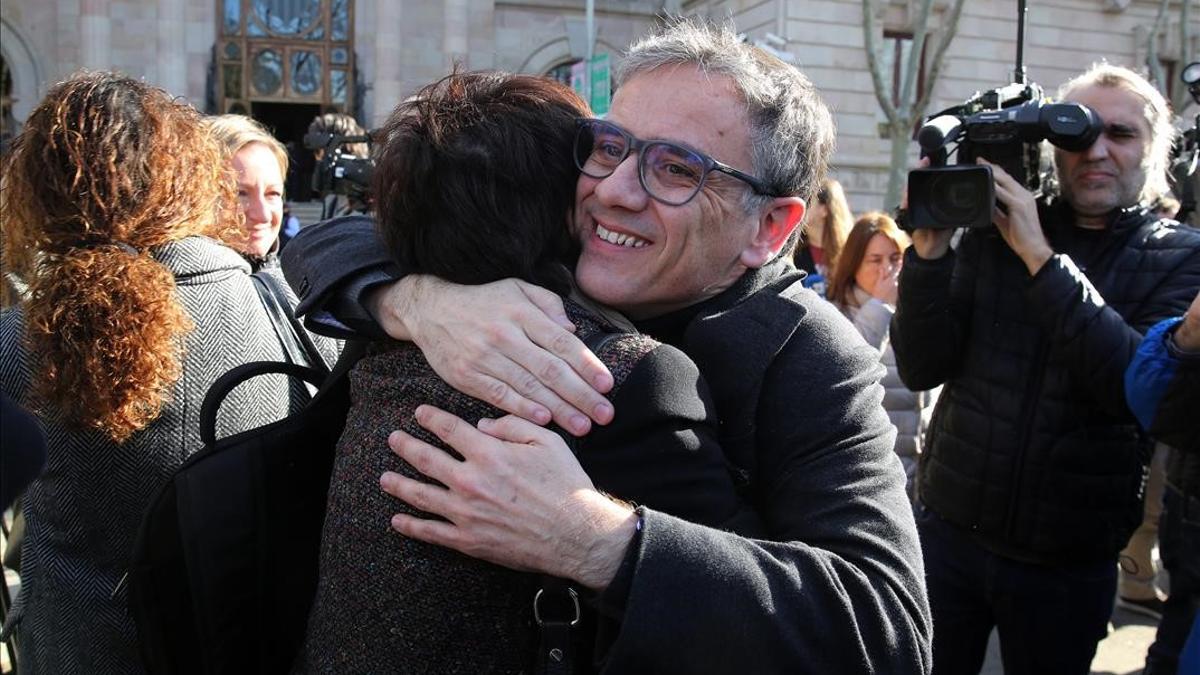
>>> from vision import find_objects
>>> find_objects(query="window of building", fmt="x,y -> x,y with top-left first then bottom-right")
218,0 -> 355,114
1159,58 -> 1177,102
881,31 -> 927,107
546,60 -> 582,88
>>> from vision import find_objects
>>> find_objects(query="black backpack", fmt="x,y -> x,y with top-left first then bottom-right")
129,342 -> 364,674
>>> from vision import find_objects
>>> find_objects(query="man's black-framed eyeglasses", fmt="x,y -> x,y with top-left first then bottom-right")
573,118 -> 778,206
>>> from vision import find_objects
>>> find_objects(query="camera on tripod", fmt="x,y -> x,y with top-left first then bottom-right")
906,82 -> 1102,230
302,130 -> 374,205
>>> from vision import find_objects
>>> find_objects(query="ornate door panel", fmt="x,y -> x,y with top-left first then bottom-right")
218,0 -> 354,114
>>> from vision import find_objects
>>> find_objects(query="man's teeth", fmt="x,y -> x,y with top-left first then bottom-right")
596,223 -> 648,248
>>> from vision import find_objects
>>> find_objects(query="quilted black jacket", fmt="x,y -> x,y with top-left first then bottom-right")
892,203 -> 1200,564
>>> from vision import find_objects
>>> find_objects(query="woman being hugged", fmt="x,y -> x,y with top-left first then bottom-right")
0,71 -> 319,672
827,212 -> 938,500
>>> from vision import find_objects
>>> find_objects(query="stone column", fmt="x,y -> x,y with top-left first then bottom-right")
370,0 -> 404,127
157,0 -> 188,96
79,0 -> 111,70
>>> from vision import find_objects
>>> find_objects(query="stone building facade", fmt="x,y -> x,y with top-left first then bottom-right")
1,0 -> 1195,209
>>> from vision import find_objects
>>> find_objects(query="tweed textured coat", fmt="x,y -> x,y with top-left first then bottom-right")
0,236 -> 338,674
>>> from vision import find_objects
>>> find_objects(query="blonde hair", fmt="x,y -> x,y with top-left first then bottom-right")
1,71 -> 239,441
207,114 -> 290,177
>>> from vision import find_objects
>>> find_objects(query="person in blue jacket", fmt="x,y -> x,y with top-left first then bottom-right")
1126,288 -> 1199,675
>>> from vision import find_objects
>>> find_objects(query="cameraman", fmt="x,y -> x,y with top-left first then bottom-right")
307,112 -> 370,219
892,64 -> 1200,675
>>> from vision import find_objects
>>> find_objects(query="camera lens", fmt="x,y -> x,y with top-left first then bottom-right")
929,174 -> 985,224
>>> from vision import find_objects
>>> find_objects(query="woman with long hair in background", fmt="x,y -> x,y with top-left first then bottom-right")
793,177 -> 851,297
827,212 -> 938,500
0,71 -> 321,672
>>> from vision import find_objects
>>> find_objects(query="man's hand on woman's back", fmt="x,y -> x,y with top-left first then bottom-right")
366,275 -> 615,436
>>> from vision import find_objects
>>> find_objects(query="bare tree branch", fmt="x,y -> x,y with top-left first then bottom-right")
1174,0 -> 1195,112
1146,0 -> 1170,94
863,0 -> 899,123
913,0 -> 968,122
898,0 -> 935,120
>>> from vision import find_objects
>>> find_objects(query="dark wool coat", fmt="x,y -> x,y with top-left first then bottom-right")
283,216 -> 933,674
892,203 -> 1200,565
0,236 -> 339,674
297,301 -> 749,674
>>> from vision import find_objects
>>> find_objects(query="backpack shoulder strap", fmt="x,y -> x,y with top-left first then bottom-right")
254,271 -> 332,375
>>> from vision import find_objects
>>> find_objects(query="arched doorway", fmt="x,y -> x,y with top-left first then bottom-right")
217,0 -> 355,200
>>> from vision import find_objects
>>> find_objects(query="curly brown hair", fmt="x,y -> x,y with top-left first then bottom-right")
0,71 -> 241,442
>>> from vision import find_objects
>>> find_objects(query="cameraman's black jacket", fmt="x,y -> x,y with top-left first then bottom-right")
892,202 -> 1200,564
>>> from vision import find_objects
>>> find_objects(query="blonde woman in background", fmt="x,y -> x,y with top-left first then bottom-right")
827,212 -> 938,500
207,115 -> 291,270
0,72 -> 321,672
792,177 -> 851,297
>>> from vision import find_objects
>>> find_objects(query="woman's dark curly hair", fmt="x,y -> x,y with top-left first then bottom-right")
371,71 -> 589,297
1,71 -> 240,442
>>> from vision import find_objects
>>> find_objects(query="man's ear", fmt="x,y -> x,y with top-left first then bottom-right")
739,196 -> 806,269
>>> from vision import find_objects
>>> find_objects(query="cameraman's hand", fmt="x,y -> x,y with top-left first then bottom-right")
980,158 -> 1054,276
905,156 -> 955,260
368,276 -> 615,436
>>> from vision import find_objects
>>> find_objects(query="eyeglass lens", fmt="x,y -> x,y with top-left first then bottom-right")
576,121 -> 707,205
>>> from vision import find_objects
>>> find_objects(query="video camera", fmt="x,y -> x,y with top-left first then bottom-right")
302,130 -> 374,207
905,0 -> 1102,230
907,86 -> 1101,230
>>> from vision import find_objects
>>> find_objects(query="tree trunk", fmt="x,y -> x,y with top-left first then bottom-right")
885,121 -> 913,209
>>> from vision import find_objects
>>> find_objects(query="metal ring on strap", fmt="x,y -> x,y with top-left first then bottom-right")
532,586 -> 581,627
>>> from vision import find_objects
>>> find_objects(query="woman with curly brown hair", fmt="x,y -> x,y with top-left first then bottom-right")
0,71 -> 322,673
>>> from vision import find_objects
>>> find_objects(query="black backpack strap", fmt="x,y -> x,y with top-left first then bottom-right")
198,341 -> 368,447
253,271 -> 332,375
534,575 -> 580,675
531,328 -> 622,675
199,361 -> 325,447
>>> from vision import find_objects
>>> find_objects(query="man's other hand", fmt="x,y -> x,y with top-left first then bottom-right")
367,276 -> 614,436
981,158 -> 1054,276
380,405 -> 638,590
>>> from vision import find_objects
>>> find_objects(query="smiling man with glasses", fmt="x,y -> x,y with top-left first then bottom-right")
282,20 -> 931,673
